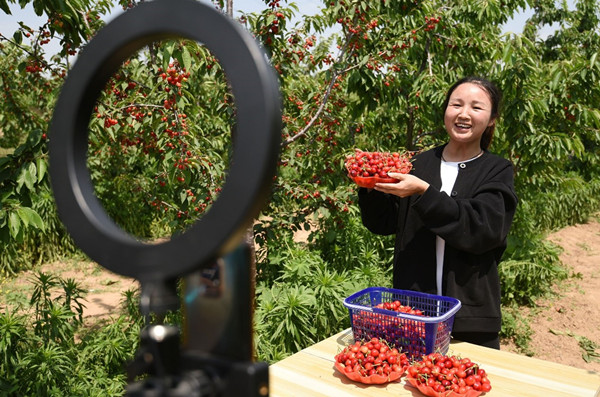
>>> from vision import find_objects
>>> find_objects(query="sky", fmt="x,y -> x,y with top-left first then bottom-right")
230,0 -> 555,36
0,0 -> 559,58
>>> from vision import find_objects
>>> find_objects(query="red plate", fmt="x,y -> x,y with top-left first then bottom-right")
406,377 -> 483,397
350,175 -> 397,188
334,361 -> 405,385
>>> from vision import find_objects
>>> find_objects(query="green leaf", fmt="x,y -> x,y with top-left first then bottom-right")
16,207 -> 44,230
182,46 -> 192,72
31,0 -> 44,16
26,129 -> 42,147
514,35 -> 522,49
8,211 -> 20,238
13,30 -> 22,45
551,70 -> 562,90
0,0 -> 11,14
17,61 -> 27,74
582,351 -> 591,363
36,157 -> 47,183
162,45 -> 172,71
502,42 -> 513,64
16,163 -> 37,192
106,126 -> 115,142
325,230 -> 336,242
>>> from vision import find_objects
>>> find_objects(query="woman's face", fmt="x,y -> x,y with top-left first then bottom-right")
444,82 -> 495,146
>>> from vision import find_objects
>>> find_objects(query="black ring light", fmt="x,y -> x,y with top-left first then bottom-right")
49,0 -> 281,281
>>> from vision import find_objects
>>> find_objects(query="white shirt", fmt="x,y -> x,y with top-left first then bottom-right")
435,155 -> 480,296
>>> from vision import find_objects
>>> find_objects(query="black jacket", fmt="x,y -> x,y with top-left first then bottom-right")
358,145 -> 518,333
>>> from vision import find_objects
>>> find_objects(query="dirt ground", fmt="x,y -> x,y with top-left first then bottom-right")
1,218 -> 600,374
499,217 -> 600,373
0,259 -> 138,323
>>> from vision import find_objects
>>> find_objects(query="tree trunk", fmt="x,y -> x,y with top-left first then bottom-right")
226,0 -> 233,17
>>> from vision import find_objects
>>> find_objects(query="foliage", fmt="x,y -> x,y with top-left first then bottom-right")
499,305 -> 534,356
311,211 -> 394,276
0,0 -> 110,275
549,328 -> 600,363
0,129 -> 78,276
500,172 -> 600,307
254,243 -> 386,362
0,274 -> 140,396
498,242 -> 567,306
253,211 -> 394,361
87,40 -> 233,238
521,173 -> 600,232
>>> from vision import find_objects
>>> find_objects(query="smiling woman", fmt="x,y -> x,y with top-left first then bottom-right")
357,76 -> 518,350
442,77 -> 502,160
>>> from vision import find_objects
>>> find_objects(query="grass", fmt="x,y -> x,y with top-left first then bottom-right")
549,329 -> 600,363
576,242 -> 591,251
0,272 -> 35,308
500,305 -> 535,356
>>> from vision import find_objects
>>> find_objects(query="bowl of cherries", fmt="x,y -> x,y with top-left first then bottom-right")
345,149 -> 413,188
334,337 -> 409,384
405,353 -> 492,397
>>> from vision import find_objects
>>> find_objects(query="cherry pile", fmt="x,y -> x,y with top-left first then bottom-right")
406,353 -> 492,395
333,339 -> 493,395
345,149 -> 413,178
375,300 -> 424,316
351,301 -> 452,359
334,337 -> 409,384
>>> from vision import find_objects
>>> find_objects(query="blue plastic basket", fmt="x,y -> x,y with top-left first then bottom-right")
343,287 -> 461,359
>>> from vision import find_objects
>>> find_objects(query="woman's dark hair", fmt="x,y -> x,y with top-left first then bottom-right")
442,76 -> 502,150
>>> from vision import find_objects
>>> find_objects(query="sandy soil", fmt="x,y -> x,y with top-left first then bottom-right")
1,260 -> 138,322
498,217 -> 600,373
1,218 -> 599,374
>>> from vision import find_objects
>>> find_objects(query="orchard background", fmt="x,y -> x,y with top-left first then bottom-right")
1,0 -> 600,394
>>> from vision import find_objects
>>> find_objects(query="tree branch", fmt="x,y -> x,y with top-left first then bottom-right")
281,30 -> 356,148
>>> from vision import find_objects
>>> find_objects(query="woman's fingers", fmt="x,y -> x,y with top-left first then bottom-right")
374,173 -> 429,196
386,172 -> 405,180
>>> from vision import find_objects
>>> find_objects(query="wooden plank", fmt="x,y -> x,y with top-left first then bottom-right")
269,352 -> 414,396
269,329 -> 600,397
447,341 -> 600,397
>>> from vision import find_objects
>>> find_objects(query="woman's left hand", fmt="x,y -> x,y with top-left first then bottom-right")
373,172 -> 430,198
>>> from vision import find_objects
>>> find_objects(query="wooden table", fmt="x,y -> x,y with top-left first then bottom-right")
269,329 -> 600,397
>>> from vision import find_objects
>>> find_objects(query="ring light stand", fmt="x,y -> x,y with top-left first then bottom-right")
48,0 -> 281,395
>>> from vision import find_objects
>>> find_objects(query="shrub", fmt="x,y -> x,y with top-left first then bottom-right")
253,242 -> 390,363
0,273 -> 139,396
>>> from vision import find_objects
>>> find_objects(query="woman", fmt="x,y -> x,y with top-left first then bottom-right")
358,76 -> 518,349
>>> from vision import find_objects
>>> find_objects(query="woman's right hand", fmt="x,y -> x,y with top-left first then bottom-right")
373,172 -> 429,198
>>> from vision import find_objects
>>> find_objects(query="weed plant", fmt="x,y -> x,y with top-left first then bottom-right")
0,272 -> 140,396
